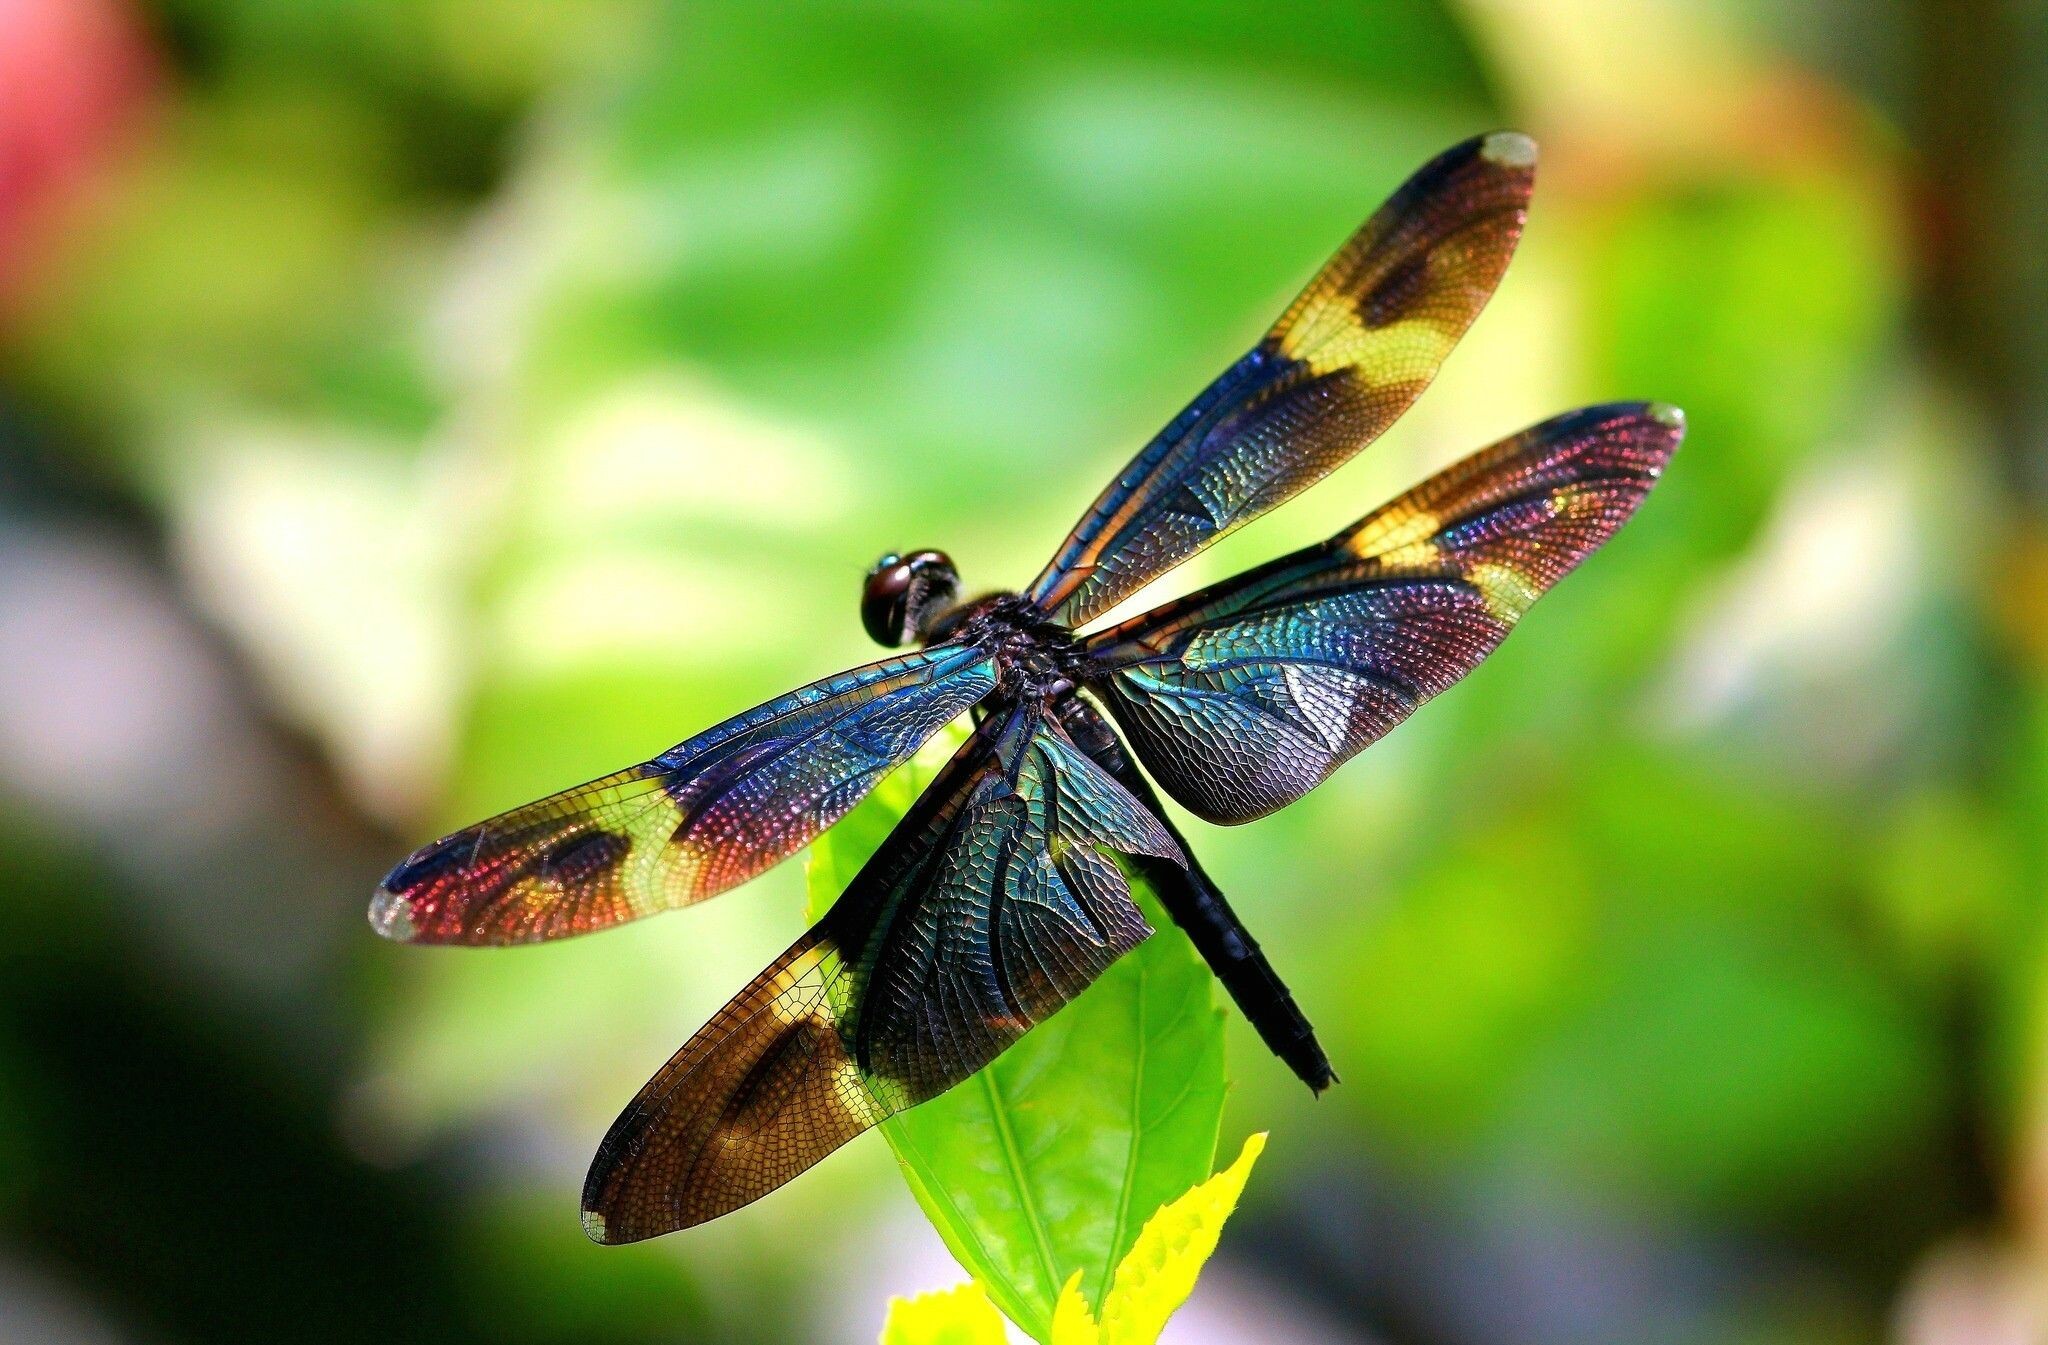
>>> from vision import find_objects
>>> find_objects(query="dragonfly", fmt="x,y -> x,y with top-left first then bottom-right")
370,131 -> 1682,1243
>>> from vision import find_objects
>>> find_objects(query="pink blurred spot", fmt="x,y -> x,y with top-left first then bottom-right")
0,0 -> 160,306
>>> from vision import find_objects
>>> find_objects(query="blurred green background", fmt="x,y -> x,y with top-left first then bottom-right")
1,1 -> 2043,1342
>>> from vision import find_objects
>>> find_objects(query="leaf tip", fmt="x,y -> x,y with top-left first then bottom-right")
1051,1269 -> 1101,1344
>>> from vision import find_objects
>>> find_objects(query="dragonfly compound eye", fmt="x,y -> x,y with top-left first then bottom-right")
861,549 -> 959,647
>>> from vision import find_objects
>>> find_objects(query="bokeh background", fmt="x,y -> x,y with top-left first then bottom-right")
2,1 -> 2044,1342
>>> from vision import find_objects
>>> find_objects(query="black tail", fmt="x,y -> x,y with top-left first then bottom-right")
1057,699 -> 1337,1094
1125,840 -> 1338,1094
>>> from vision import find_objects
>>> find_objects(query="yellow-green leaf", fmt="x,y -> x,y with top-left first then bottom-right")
881,1135 -> 1269,1345
878,1281 -> 1009,1345
1050,1271 -> 1101,1345
1095,1132 -> 1268,1345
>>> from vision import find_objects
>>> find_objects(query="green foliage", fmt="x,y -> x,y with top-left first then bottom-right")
808,728 -> 1228,1342
1589,165 -> 1902,537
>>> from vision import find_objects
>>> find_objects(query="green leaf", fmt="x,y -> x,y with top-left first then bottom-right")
880,1134 -> 1270,1345
878,1282 -> 1010,1345
806,723 -> 1228,1343
1088,1131 -> 1267,1345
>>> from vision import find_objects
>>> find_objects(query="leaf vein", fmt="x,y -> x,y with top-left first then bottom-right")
1100,960 -> 1149,1309
982,1066 -> 1062,1307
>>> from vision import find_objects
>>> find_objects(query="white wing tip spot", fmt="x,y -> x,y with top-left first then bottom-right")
367,886 -> 417,941
1647,402 -> 1687,434
1481,131 -> 1538,170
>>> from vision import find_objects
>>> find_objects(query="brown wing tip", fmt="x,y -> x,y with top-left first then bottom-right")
581,1203 -> 664,1245
582,1131 -> 671,1244
581,1156 -> 720,1243
581,1167 -> 661,1244
1566,401 -> 1687,463
1599,401 -> 1687,470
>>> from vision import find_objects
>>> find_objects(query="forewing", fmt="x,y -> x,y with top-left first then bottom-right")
1026,132 -> 1537,628
581,704 -> 1180,1241
369,644 -> 996,945
1085,403 -> 1683,823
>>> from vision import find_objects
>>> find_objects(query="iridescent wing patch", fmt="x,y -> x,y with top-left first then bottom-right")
580,702 -> 1180,1241
1025,131 -> 1537,629
371,643 -> 996,945
1084,403 -> 1684,824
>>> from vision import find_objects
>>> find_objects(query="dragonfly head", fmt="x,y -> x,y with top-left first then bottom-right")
862,549 -> 960,647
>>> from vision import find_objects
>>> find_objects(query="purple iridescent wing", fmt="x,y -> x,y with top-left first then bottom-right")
369,643 -> 996,945
581,702 -> 1180,1241
1084,403 -> 1683,824
1025,132 -> 1537,629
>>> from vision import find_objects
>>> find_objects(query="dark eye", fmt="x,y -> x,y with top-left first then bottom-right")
861,563 -> 915,647
861,549 -> 960,648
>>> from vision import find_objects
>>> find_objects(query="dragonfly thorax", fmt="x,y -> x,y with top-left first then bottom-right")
927,591 -> 1083,702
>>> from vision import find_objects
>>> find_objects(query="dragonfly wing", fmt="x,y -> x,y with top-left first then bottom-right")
370,643 -> 997,945
1026,132 -> 1537,628
1084,403 -> 1683,823
581,701 -> 1180,1240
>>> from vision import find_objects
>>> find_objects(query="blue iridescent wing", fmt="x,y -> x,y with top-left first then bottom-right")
1083,403 -> 1683,823
369,643 -> 996,945
1025,132 -> 1536,629
580,702 -> 1180,1241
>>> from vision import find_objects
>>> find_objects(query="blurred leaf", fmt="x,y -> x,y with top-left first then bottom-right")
1508,905 -> 1940,1213
454,1192 -> 711,1343
1588,165 -> 1901,550
541,0 -> 1499,572
1871,787 -> 2022,984
806,728 -> 1228,1342
879,1281 -> 1010,1345
9,88 -> 400,444
1049,1131 -> 1268,1345
1326,819 -> 1596,1153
